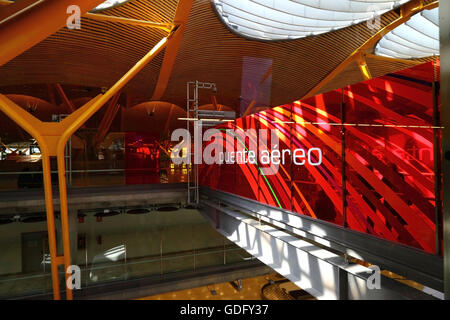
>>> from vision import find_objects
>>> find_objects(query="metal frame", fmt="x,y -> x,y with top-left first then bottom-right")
152,0 -> 195,100
199,198 -> 440,300
200,187 -> 444,292
186,81 -> 217,205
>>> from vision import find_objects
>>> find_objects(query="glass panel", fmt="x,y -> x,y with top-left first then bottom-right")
226,246 -> 254,264
234,115 -> 259,201
254,106 -> 293,210
198,61 -> 440,255
0,216 -> 52,298
82,212 -> 127,286
291,90 -> 343,225
0,101 -> 189,191
344,62 -> 437,253
207,122 -> 236,194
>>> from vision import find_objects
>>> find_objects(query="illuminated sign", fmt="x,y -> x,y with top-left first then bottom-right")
198,61 -> 440,254
170,127 -> 323,176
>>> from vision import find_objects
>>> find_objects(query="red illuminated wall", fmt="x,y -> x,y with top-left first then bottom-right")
200,61 -> 442,254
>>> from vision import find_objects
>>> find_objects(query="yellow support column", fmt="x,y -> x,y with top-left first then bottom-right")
41,151 -> 61,300
56,148 -> 73,300
356,53 -> 372,81
0,35 -> 170,299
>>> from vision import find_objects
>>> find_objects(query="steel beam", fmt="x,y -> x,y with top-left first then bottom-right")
93,92 -> 121,149
200,199 -> 439,299
151,0 -> 194,100
201,187 -> 444,292
54,83 -> 75,113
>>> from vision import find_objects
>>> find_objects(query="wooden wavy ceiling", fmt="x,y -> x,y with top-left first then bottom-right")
0,0 -> 178,101
0,0 -> 439,112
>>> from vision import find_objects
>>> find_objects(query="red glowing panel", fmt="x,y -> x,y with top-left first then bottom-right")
200,61 -> 440,254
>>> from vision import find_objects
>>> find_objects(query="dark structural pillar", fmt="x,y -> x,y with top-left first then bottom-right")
440,0 -> 450,300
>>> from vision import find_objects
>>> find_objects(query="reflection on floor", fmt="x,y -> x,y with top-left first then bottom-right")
138,274 -> 315,300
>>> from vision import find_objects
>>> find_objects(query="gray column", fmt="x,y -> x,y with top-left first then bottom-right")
440,0 -> 450,300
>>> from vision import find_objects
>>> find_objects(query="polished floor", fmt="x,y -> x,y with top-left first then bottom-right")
138,274 -> 289,300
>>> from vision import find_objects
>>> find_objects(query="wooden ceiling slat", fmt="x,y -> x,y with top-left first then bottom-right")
0,0 -> 437,112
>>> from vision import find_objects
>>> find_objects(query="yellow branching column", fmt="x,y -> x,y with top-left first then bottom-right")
0,95 -> 101,300
0,36 -> 170,299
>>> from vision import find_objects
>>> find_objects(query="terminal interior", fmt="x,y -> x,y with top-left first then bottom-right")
0,0 -> 448,300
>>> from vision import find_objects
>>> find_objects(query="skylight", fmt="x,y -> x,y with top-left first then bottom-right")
212,0 -> 411,41
375,7 -> 439,59
92,0 -> 130,12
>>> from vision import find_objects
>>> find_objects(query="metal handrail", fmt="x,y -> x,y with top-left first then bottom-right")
0,247 -> 245,283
